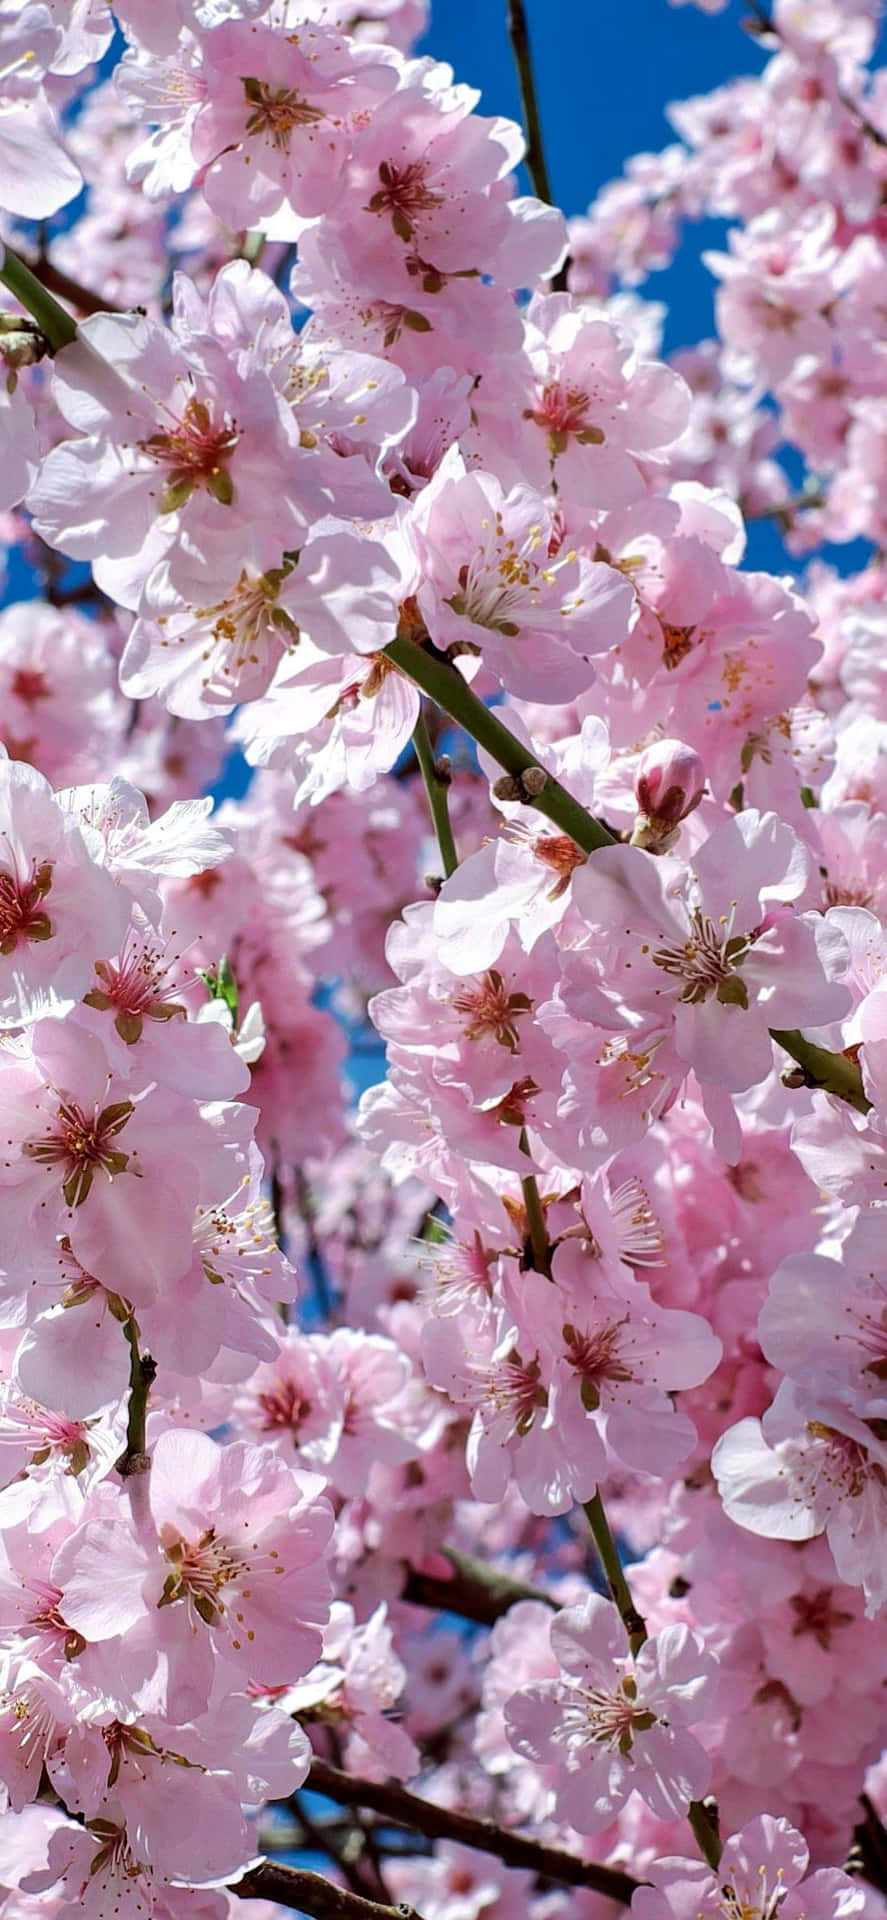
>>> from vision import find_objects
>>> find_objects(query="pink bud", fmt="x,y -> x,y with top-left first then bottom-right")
633,740 -> 705,851
636,739 -> 705,825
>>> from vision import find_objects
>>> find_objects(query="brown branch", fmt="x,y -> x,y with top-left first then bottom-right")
17,251 -> 125,318
401,1549 -> 557,1627
305,1760 -> 640,1902
232,1862 -> 421,1920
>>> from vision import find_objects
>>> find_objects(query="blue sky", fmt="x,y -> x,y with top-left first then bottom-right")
418,0 -> 766,353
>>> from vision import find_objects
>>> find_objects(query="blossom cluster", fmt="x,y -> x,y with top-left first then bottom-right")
2,1 -> 887,1920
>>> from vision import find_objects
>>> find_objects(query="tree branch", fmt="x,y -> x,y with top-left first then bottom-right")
19,252 -> 124,319
304,1760 -> 640,1902
0,244 -> 78,350
385,637 -> 615,855
412,704 -> 458,880
232,1862 -> 422,1920
116,1317 -> 156,1479
505,0 -> 554,205
401,1548 -> 557,1626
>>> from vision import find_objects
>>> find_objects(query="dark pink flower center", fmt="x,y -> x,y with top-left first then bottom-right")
22,1096 -> 134,1208
0,860 -> 53,956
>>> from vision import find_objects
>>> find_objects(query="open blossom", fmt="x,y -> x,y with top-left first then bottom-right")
631,1815 -> 866,1920
186,20 -> 399,232
121,521 -> 402,719
0,604 -> 127,786
0,758 -> 129,1028
27,267 -> 341,611
0,2 -> 83,217
0,1015 -> 249,1305
408,455 -> 634,701
52,1429 -> 334,1716
504,1594 -> 717,1831
9,0 -> 887,1899
568,809 -> 850,1098
469,293 -> 691,506
712,1381 -> 887,1617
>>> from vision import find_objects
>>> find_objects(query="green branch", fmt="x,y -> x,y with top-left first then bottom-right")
772,1030 -> 869,1113
386,638 -> 614,854
0,244 -> 77,351
117,1317 -> 156,1478
583,1492 -> 647,1655
582,1493 -> 722,1869
412,704 -> 458,879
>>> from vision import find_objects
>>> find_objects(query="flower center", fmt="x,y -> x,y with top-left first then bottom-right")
450,969 -> 532,1050
192,566 -> 299,681
526,382 -> 606,455
258,1379 -> 312,1435
366,160 -> 444,240
562,1316 -> 634,1410
159,1526 -> 247,1626
0,859 -> 53,955
242,75 -> 327,148
22,1098 -> 134,1208
789,1586 -> 855,1650
532,833 -> 586,899
717,1874 -> 789,1920
139,396 -> 239,514
10,667 -> 50,705
804,1422 -> 885,1498
476,1348 -> 546,1437
559,1677 -> 656,1755
651,908 -> 750,1007
660,620 -> 697,669
84,942 -> 185,1045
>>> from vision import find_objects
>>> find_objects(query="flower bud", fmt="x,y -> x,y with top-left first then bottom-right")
632,739 -> 705,852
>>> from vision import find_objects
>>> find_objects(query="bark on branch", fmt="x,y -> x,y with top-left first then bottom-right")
304,1759 -> 640,1902
232,1862 -> 422,1920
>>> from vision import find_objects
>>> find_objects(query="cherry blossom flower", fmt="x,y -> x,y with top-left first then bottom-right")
504,1594 -> 717,1831
631,1814 -> 866,1920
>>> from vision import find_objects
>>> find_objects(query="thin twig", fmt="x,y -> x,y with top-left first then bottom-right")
412,705 -> 459,880
581,1494 -> 722,1869
304,1760 -> 640,1902
116,1318 -> 156,1479
232,1862 -> 422,1920
504,0 -> 570,287
505,0 -> 554,204
582,1493 -> 647,1655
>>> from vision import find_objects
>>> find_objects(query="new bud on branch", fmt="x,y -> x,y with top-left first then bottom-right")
632,738 -> 706,851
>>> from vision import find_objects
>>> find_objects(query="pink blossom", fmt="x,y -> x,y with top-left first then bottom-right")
0,758 -> 129,1028
409,455 -> 633,702
631,1815 -> 865,1920
569,810 -> 849,1096
189,21 -> 399,232
504,1594 -> 716,1831
713,1383 -> 887,1616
